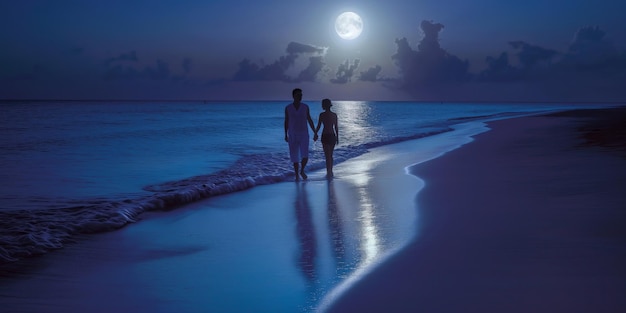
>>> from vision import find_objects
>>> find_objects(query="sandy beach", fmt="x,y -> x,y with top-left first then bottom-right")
1,107 -> 625,312
325,107 -> 626,312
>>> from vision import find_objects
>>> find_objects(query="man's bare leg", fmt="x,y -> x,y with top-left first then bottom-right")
300,158 -> 308,180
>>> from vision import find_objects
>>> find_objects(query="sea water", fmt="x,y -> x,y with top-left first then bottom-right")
0,100 -> 597,262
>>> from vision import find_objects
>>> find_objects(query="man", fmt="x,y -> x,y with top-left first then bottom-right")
284,88 -> 316,180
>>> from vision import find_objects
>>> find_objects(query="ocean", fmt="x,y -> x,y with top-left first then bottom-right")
0,100 -> 599,263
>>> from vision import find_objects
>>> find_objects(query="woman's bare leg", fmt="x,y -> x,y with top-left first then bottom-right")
323,144 -> 334,178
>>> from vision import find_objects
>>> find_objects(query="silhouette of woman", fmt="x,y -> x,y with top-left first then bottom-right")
314,99 -> 339,178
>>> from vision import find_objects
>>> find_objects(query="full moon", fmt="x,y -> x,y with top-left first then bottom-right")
335,12 -> 363,40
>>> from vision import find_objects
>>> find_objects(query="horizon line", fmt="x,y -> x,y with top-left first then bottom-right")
1,99 -> 625,105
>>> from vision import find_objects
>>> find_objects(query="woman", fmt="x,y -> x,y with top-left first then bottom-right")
314,99 -> 339,178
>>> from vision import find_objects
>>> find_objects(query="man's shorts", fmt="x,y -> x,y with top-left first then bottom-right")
288,134 -> 309,163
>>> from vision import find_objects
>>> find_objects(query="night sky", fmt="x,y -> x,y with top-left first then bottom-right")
2,0 -> 625,102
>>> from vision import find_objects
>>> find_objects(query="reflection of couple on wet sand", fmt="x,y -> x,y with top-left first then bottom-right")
294,181 -> 346,282
284,88 -> 339,180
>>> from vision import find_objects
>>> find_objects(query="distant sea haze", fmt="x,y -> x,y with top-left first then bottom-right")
0,100 -> 603,263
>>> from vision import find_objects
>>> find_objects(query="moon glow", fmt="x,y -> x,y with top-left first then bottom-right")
335,12 -> 363,40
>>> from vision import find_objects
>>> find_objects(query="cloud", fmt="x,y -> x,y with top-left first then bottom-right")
386,21 -> 623,101
391,20 -> 470,89
480,25 -> 626,82
330,59 -> 360,84
103,64 -> 139,81
358,65 -> 383,82
417,20 -> 445,55
478,52 -> 521,81
104,59 -> 172,81
182,57 -> 192,74
508,41 -> 558,69
560,26 -> 624,72
296,56 -> 325,82
231,59 -> 259,81
105,50 -> 139,65
102,51 -> 144,81
143,59 -> 171,80
233,42 -> 327,83
286,42 -> 327,55
259,55 -> 299,80
232,55 -> 297,81
472,25 -> 626,102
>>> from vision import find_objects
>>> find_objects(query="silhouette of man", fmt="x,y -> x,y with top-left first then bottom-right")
284,88 -> 315,180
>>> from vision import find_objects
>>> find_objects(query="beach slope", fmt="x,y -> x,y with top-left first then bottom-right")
325,107 -> 626,313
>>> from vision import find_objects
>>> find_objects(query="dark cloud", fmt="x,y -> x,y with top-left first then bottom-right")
478,52 -> 521,81
560,26 -> 623,71
231,59 -> 260,81
104,59 -> 172,81
259,55 -> 299,80
105,51 -> 139,65
417,20 -> 445,55
392,20 -> 470,88
474,25 -> 626,101
480,25 -> 626,82
143,59 -> 170,80
390,20 -> 622,101
571,26 -> 607,46
508,41 -> 558,69
182,57 -> 192,74
233,42 -> 327,82
103,65 -> 139,81
330,59 -> 360,84
358,65 -> 383,82
296,56 -> 325,82
286,42 -> 327,55
547,26 -> 626,100
233,55 -> 297,81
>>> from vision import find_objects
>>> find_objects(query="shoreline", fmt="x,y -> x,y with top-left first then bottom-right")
1,101 -> 526,266
324,107 -> 626,312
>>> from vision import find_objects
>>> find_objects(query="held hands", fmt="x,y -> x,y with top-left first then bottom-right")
284,135 -> 289,142
313,133 -> 318,141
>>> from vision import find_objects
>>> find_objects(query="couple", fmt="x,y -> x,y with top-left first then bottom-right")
284,88 -> 339,180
